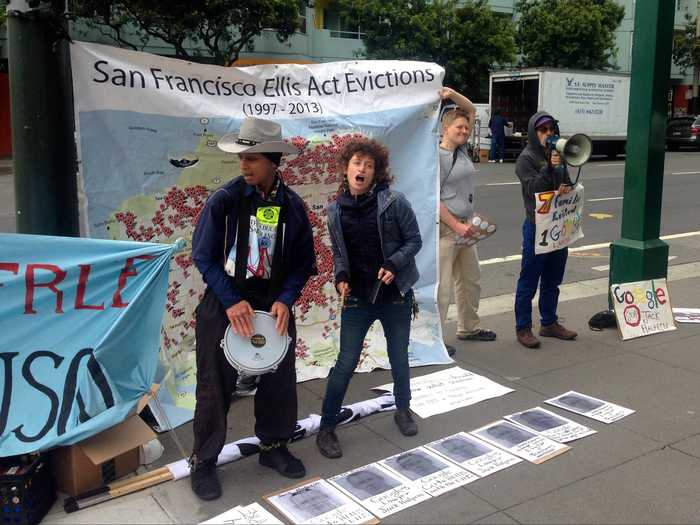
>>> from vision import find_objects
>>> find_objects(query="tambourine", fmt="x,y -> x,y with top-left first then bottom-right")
220,311 -> 290,375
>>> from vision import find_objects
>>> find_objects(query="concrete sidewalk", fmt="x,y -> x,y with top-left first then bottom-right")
42,274 -> 700,525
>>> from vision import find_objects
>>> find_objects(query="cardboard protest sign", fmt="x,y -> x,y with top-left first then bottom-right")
610,278 -> 676,340
534,183 -> 584,254
472,420 -> 570,464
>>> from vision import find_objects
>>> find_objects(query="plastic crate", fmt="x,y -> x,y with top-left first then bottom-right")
0,455 -> 55,525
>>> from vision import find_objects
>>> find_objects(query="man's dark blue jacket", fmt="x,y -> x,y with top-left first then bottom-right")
192,176 -> 317,309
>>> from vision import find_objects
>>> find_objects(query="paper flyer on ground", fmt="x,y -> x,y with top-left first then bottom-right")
373,367 -> 514,418
672,308 -> 700,323
200,502 -> 283,525
265,478 -> 376,525
328,463 -> 430,519
378,446 -> 479,497
70,41 -> 450,429
545,391 -> 635,424
505,406 -> 597,443
471,420 -> 570,464
425,431 -> 523,477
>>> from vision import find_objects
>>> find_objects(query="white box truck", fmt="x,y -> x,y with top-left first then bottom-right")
489,68 -> 630,159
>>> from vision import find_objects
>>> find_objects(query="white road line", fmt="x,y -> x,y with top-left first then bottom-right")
588,196 -> 623,202
485,181 -> 520,186
594,163 -> 624,167
446,261 -> 700,319
671,171 -> 700,175
591,256 -> 677,272
480,230 -> 700,266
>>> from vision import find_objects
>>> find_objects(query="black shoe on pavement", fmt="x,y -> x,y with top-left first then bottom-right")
457,328 -> 497,341
190,459 -> 221,501
394,408 -> 418,436
259,443 -> 306,478
445,343 -> 457,357
316,427 -> 343,459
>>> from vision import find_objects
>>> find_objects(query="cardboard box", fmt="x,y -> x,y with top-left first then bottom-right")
51,415 -> 156,496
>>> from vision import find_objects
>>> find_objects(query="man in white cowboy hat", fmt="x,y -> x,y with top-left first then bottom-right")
189,117 -> 317,501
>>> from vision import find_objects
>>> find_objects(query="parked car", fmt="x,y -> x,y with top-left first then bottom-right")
666,115 -> 700,151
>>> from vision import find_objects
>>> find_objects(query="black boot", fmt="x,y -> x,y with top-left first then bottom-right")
394,408 -> 418,436
316,427 -> 342,459
190,458 -> 221,501
259,442 -> 306,479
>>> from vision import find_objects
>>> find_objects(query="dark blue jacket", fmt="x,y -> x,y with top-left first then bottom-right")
326,188 -> 422,296
192,176 -> 317,309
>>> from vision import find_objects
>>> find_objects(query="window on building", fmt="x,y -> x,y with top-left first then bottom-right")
323,5 -> 363,39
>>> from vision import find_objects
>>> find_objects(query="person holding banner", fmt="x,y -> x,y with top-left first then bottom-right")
189,117 -> 317,500
437,87 -> 497,357
316,136 -> 422,459
514,111 -> 577,348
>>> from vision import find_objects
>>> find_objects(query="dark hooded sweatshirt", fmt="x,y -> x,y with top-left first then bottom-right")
515,111 -> 572,223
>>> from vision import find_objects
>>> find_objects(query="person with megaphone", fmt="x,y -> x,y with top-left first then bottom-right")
514,111 -> 578,349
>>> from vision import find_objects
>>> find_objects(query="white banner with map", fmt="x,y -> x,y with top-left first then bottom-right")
70,41 -> 450,428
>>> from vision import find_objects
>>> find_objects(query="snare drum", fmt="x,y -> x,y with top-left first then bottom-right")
220,310 -> 291,375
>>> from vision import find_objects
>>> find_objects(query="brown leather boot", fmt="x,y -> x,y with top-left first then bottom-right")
539,322 -> 577,340
516,328 -> 540,348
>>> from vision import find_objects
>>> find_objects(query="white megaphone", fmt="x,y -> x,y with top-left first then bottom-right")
547,133 -> 592,167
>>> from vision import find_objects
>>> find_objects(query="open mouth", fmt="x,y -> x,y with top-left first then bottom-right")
355,175 -> 365,183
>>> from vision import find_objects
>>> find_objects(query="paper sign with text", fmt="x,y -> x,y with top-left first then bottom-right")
534,183 -> 584,254
610,278 -> 676,340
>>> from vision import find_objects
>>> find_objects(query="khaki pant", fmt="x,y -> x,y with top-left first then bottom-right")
438,222 -> 481,336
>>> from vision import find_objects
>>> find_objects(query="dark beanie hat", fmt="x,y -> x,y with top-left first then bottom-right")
261,152 -> 283,166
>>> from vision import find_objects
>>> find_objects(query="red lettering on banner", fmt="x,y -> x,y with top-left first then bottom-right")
0,263 -> 20,289
25,264 -> 67,314
74,264 -> 104,310
111,255 -> 155,308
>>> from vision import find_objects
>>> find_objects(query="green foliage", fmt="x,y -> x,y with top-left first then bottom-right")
672,14 -> 700,75
515,0 -> 625,70
70,0 -> 304,65
334,0 -> 516,99
0,1 -> 8,29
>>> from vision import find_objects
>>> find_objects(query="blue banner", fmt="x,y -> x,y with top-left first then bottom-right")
0,233 -> 177,456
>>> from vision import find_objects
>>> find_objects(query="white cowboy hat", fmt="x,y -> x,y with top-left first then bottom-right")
217,117 -> 299,154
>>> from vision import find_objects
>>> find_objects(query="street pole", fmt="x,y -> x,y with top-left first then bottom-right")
693,0 -> 700,115
7,0 -> 79,236
609,1 -> 675,289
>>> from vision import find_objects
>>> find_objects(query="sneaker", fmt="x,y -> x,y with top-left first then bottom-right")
190,459 -> 221,501
498,159 -> 504,163
394,408 -> 418,436
488,160 -> 496,163
457,328 -> 497,341
316,427 -> 342,459
516,328 -> 540,348
259,443 -> 306,479
445,343 -> 456,357
539,322 -> 577,340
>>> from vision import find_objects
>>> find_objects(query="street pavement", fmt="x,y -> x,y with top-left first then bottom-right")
3,154 -> 700,523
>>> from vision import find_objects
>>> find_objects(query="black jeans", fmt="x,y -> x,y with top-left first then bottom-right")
192,288 -> 298,462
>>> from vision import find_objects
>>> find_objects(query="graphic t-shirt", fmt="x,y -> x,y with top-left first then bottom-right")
225,203 -> 281,280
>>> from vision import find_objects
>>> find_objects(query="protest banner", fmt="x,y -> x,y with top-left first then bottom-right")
69,41 -> 450,429
534,183 -> 584,254
0,233 -> 177,456
610,278 -> 676,339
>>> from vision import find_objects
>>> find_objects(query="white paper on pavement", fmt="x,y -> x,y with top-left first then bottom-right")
505,406 -> 597,443
378,446 -> 479,497
328,463 -> 430,519
266,479 -> 375,525
200,502 -> 283,525
545,391 -> 634,424
425,431 -> 522,477
673,308 -> 700,323
471,420 -> 570,464
373,367 -> 514,418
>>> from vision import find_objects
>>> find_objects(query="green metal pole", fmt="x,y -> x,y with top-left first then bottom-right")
609,1 -> 675,286
7,1 -> 79,236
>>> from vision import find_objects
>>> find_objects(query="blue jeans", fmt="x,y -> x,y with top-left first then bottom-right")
321,291 -> 414,428
515,220 -> 568,331
489,136 -> 504,161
